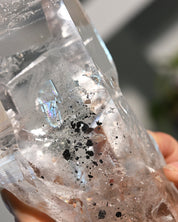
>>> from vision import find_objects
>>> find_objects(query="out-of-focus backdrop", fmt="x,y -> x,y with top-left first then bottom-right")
1,0 -> 178,221
82,0 -> 178,139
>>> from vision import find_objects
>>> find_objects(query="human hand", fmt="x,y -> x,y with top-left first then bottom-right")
1,189 -> 55,222
149,131 -> 178,188
1,131 -> 178,222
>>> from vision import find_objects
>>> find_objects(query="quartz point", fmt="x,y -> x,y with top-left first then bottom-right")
0,0 -> 178,221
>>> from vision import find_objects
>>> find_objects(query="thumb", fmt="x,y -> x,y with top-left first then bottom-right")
1,189 -> 55,222
164,162 -> 178,188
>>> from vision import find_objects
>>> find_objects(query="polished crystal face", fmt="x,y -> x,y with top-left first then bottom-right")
0,0 -> 178,221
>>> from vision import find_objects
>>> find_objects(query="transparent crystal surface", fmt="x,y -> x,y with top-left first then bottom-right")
0,0 -> 178,221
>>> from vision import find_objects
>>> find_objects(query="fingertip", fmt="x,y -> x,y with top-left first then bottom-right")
148,131 -> 178,163
164,162 -> 178,188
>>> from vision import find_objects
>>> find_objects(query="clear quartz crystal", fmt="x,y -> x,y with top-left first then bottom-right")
0,0 -> 178,221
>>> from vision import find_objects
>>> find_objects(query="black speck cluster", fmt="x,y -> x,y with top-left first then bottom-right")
71,121 -> 93,134
61,115 -> 125,220
63,149 -> 71,161
98,210 -> 106,219
86,139 -> 93,146
86,151 -> 94,156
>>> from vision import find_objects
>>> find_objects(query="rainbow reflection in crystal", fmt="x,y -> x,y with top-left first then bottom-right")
37,80 -> 63,128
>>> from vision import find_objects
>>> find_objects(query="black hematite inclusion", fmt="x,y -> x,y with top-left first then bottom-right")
86,139 -> 93,146
116,211 -> 122,218
99,159 -> 103,164
96,121 -> 102,126
82,123 -> 89,133
63,149 -> 71,160
88,174 -> 93,178
98,210 -> 106,219
86,150 -> 94,156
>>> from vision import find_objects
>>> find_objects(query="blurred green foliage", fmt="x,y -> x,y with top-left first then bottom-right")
170,53 -> 178,69
151,54 -> 178,139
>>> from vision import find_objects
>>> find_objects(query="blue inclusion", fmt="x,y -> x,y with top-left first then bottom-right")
27,166 -> 36,180
76,169 -> 86,184
40,103 -> 44,112
40,100 -> 61,128
50,101 -> 57,118
57,110 -> 62,122
37,80 -> 63,128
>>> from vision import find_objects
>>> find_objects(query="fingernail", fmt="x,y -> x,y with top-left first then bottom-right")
164,162 -> 178,171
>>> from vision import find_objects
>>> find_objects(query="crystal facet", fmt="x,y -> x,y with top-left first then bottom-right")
0,0 -> 178,221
